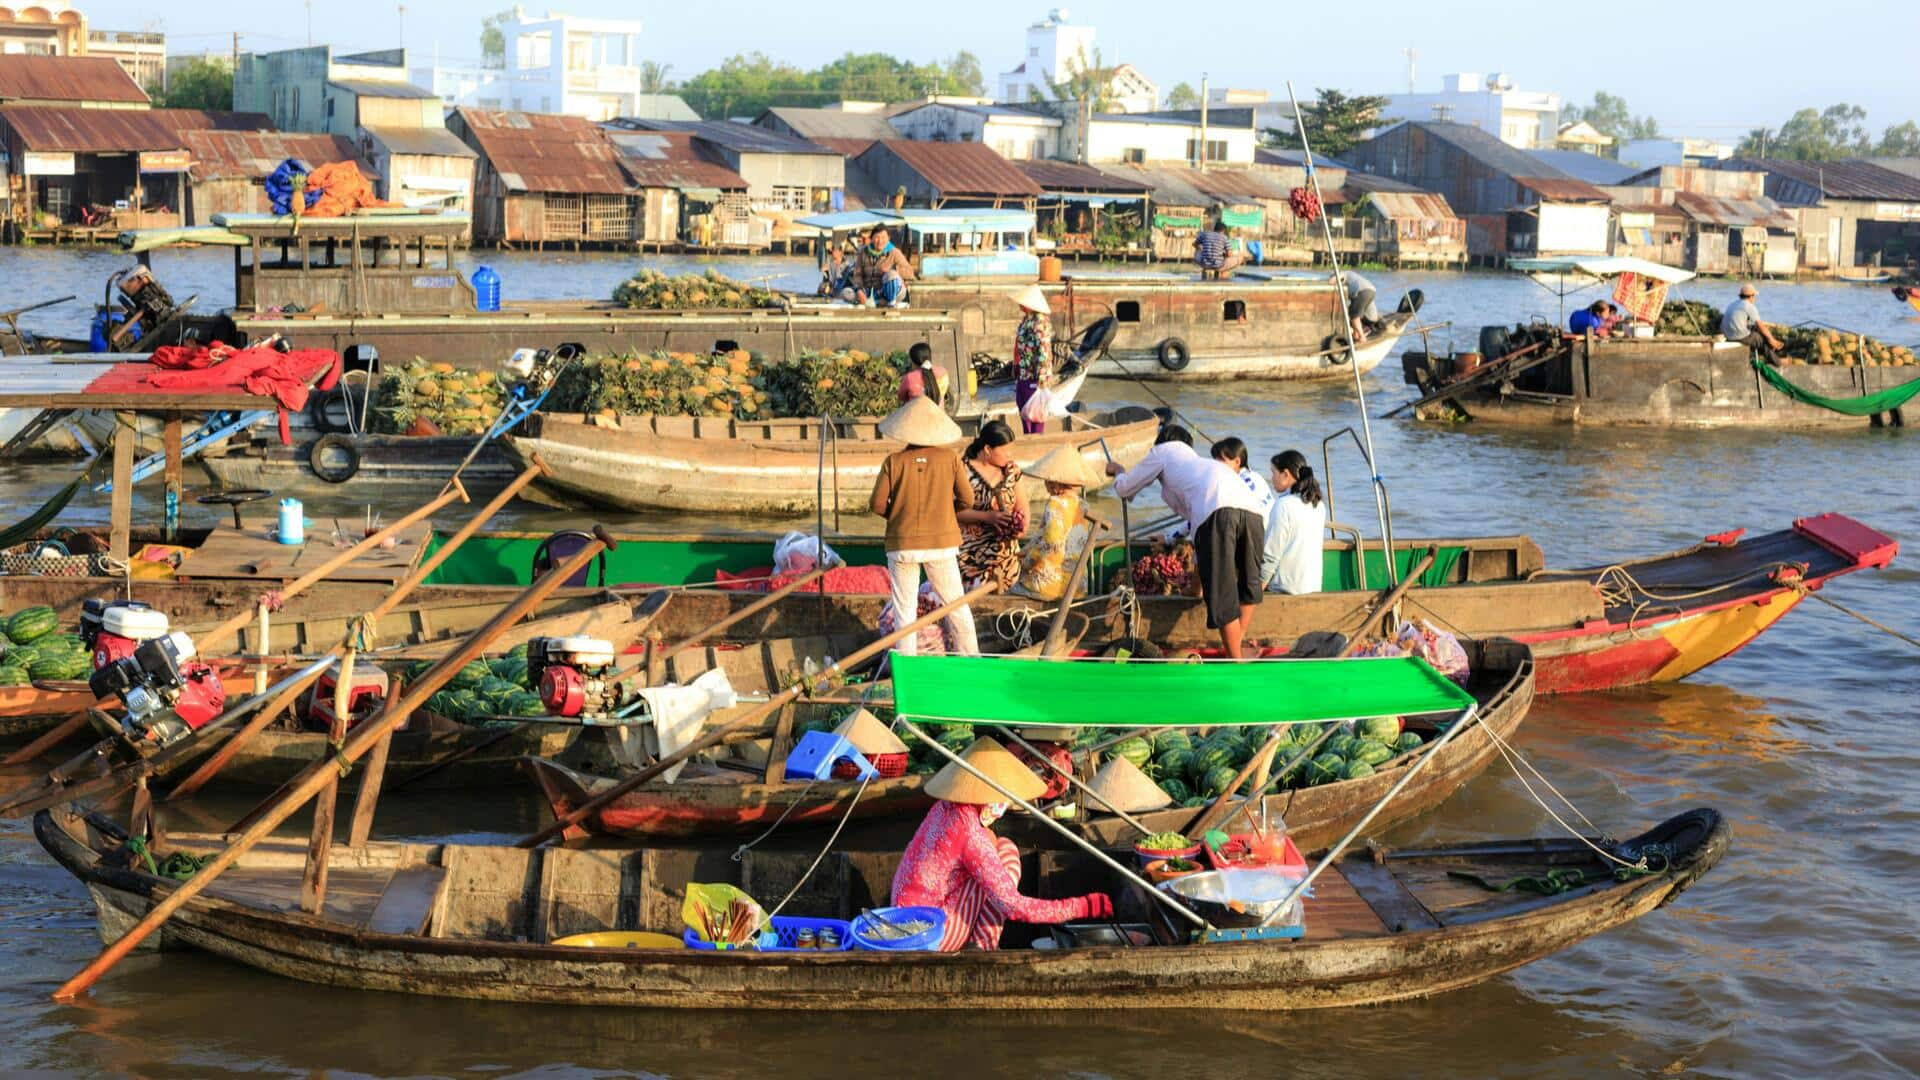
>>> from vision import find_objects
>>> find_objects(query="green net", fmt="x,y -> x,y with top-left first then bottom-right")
1752,358 -> 1920,417
889,654 -> 1473,729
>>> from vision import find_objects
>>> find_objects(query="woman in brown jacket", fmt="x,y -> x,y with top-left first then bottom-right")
869,396 -> 980,656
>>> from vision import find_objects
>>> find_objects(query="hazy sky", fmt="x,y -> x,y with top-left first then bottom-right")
106,0 -> 1920,138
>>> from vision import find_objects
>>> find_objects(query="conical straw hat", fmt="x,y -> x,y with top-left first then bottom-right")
832,707 -> 908,756
923,736 -> 1048,805
1023,444 -> 1104,489
1087,755 -> 1173,813
878,394 -> 962,446
1012,284 -> 1051,314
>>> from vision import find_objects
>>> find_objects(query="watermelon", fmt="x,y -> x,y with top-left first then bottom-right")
1202,764 -> 1240,798
476,676 -> 522,703
504,691 -> 548,717
1343,760 -> 1377,781
1191,743 -> 1235,779
6,606 -> 58,644
1158,777 -> 1192,803
506,642 -> 529,660
448,660 -> 490,690
0,665 -> 28,686
1351,739 -> 1394,767
1325,733 -> 1359,758
1359,716 -> 1402,742
1306,753 -> 1345,785
27,650 -> 88,681
489,657 -> 531,687
1290,722 -> 1325,746
910,761 -> 938,775
936,723 -> 975,749
1180,795 -> 1208,809
1153,729 -> 1192,755
1156,748 -> 1195,780
1112,737 -> 1153,771
1394,732 -> 1425,754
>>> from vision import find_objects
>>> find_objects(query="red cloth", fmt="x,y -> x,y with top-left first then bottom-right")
891,801 -> 1087,951
137,344 -> 340,443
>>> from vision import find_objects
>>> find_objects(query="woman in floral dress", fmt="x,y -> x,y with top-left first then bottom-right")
1011,284 -> 1054,435
955,419 -> 1026,588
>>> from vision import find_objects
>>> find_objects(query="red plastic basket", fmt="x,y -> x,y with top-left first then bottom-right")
833,752 -> 908,780
1205,833 -> 1307,873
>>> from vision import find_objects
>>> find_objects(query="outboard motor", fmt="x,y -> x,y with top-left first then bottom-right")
305,666 -> 391,733
88,628 -> 226,746
527,636 -> 629,718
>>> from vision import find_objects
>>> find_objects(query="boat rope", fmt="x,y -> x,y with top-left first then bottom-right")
1803,590 -> 1920,652
759,772 -> 874,922
124,836 -> 213,881
730,776 -> 824,861
1477,714 -> 1649,873
1097,350 -> 1216,444
1529,560 -> 1807,640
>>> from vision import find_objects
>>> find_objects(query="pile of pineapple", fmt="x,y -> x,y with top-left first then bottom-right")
543,347 -> 909,420
1775,326 -> 1916,367
611,268 -> 779,310
370,360 -> 512,436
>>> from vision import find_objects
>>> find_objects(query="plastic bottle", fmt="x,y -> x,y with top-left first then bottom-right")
471,265 -> 501,312
277,498 -> 305,545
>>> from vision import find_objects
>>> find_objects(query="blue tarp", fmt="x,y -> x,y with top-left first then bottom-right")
264,158 -> 319,216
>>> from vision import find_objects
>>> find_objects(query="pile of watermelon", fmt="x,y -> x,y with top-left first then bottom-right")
0,606 -> 89,685
1125,718 -> 1429,807
418,643 -> 547,724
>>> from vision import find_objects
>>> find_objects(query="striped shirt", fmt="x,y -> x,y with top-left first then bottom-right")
1194,230 -> 1230,269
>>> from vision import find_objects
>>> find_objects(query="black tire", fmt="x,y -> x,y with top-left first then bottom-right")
308,433 -> 361,484
307,388 -> 351,434
1156,337 -> 1190,372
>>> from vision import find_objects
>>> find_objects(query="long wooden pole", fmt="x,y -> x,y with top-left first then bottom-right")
609,566 -> 828,682
518,580 -> 1000,849
51,534 -> 611,1002
163,461 -> 546,801
1040,516 -> 1107,657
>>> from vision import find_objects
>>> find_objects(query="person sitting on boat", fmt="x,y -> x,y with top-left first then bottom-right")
1342,270 -> 1380,342
1011,285 -> 1054,436
893,736 -> 1114,951
820,244 -> 855,300
1194,219 -> 1246,279
1107,426 -> 1267,659
897,342 -> 951,407
1569,300 -> 1613,337
956,418 -> 1026,590
1260,449 -> 1328,596
1722,284 -> 1783,360
1016,444 -> 1101,600
870,396 -> 980,657
853,227 -> 915,308
1211,436 -> 1275,516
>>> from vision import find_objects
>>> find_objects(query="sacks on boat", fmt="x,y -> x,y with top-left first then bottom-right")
1350,619 -> 1470,684
878,581 -> 953,655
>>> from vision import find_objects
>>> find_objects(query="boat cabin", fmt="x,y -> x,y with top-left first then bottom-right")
211,212 -> 479,317
798,207 -> 1040,282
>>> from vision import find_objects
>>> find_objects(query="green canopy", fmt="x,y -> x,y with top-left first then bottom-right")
1153,213 -> 1204,230
1219,207 -> 1264,230
1752,358 -> 1920,417
889,654 -> 1474,729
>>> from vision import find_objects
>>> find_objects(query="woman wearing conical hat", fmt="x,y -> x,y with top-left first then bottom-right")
1015,444 -> 1102,601
1010,284 -> 1054,436
892,737 -> 1114,951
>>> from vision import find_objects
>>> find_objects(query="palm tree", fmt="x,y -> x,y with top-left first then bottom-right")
640,61 -> 673,95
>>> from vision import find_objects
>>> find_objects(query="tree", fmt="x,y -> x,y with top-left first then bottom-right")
1735,127 -> 1776,157
1768,104 -> 1872,160
149,57 -> 230,110
1164,82 -> 1199,110
946,51 -> 984,97
480,8 -> 514,68
678,50 -> 988,119
1043,46 -> 1118,112
1881,121 -> 1920,157
1296,88 -> 1388,156
1563,91 -> 1659,147
639,61 -> 673,94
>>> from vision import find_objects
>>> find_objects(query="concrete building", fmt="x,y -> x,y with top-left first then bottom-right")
997,9 -> 1155,113
1710,158 -> 1920,271
887,101 -> 1060,161
84,28 -> 160,92
0,0 -> 87,57
1379,72 -> 1561,150
1618,137 -> 1734,171
411,8 -> 646,121
1206,87 -> 1292,138
1057,107 -> 1257,167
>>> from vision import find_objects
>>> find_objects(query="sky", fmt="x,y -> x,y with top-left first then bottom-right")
106,0 -> 1920,139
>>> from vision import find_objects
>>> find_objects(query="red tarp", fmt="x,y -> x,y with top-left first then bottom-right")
84,345 -> 340,443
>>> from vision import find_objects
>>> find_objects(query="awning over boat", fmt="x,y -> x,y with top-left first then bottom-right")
118,226 -> 248,252
1507,255 -> 1694,284
794,208 -> 1036,236
889,654 -> 1474,729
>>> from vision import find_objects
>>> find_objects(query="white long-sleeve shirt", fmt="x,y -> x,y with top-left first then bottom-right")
1112,442 -> 1264,532
1260,492 -> 1328,594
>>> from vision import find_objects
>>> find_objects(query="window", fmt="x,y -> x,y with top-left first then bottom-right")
1122,147 -> 1146,164
1223,299 -> 1246,322
766,185 -> 809,210
1115,301 -> 1141,323
1029,46 -> 1039,57
1185,139 -> 1228,163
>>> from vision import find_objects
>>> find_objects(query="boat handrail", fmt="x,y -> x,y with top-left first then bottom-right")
1323,519 -> 1370,593
1320,425 -> 1398,588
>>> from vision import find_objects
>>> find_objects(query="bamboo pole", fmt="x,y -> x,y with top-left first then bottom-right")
1041,517 -> 1108,657
609,566 -> 828,683
518,580 -> 1000,849
51,534 -> 611,1002
163,461 -> 546,801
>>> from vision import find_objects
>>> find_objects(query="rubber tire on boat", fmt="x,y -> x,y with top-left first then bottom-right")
308,433 -> 361,484
1323,334 -> 1353,365
1156,338 -> 1190,372
307,374 -> 368,435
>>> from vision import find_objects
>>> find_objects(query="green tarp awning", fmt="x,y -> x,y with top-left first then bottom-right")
890,654 -> 1474,729
1153,213 -> 1204,229
1219,207 -> 1264,229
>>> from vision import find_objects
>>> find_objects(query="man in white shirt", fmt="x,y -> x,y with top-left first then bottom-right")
1108,426 -> 1268,658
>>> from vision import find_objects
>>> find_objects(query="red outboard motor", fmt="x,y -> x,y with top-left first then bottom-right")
81,599 -> 165,670
88,630 -> 226,746
527,636 -> 627,718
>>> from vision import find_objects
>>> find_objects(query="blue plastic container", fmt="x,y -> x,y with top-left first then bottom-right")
472,265 -> 501,312
681,916 -> 854,952
850,907 -> 946,951
276,498 -> 305,545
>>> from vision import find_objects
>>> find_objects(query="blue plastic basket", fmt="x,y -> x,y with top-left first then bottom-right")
681,927 -> 773,951
682,916 -> 854,952
850,906 -> 946,951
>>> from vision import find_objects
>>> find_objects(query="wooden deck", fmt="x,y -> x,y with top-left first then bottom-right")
174,522 -> 431,584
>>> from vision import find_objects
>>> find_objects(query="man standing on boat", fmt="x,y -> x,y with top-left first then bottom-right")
1722,284 -> 1784,359
1107,426 -> 1267,658
853,227 -> 915,308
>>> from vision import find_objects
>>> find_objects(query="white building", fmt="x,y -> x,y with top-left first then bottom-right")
1063,111 -> 1257,166
997,8 -> 1156,114
1207,87 -> 1293,138
1618,137 -> 1735,171
1379,72 -> 1560,150
888,102 -> 1060,161
411,8 -> 647,121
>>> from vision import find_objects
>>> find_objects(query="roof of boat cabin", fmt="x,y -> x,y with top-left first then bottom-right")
209,211 -> 472,235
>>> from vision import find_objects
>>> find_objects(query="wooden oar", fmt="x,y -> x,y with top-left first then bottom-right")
608,566 -> 828,683
50,531 -> 613,1002
517,580 -> 1000,849
162,460 -> 548,801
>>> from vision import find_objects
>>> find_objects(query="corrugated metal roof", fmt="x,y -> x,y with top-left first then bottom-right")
362,124 -> 477,159
456,108 -> 631,195
0,105 -> 266,153
612,117 -> 834,156
0,55 -> 146,105
1400,120 -> 1579,183
1513,175 -> 1611,202
1525,149 -> 1636,186
327,78 -> 438,100
758,107 -> 899,141
182,130 -> 370,180
1095,163 -> 1292,206
1340,169 -> 1428,195
626,94 -> 699,122
862,140 -> 1040,198
1015,158 -> 1150,194
605,130 -> 746,190
813,136 -> 878,159
1720,157 -> 1920,202
1367,191 -> 1458,221
1672,191 -> 1795,230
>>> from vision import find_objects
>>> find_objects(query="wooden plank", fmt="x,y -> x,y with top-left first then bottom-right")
365,866 -> 447,935
109,414 -> 134,563
175,522 -> 431,583
1298,866 -> 1389,941
1340,857 -> 1442,933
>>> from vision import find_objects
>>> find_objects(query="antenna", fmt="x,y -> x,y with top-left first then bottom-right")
1405,47 -> 1416,94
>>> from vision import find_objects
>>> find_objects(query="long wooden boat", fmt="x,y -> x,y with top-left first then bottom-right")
197,433 -> 519,497
502,405 -> 1161,514
524,638 -> 1533,846
36,804 -> 1729,1009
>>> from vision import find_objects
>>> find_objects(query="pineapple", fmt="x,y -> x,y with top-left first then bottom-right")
431,362 -> 457,376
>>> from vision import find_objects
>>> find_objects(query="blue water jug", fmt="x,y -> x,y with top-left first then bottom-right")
277,498 -> 305,545
472,265 -> 501,312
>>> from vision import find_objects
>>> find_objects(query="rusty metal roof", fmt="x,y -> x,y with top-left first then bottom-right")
1672,191 -> 1796,230
0,105 -> 266,153
0,55 -> 146,104
1513,175 -> 1611,202
862,140 -> 1041,198
181,130 -> 369,181
1366,191 -> 1458,221
605,130 -> 746,191
813,136 -> 879,160
1094,164 -> 1291,207
456,108 -> 631,195
1015,158 -> 1150,195
1721,157 -> 1920,202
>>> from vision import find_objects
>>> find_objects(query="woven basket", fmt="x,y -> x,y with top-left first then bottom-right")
2,546 -> 98,577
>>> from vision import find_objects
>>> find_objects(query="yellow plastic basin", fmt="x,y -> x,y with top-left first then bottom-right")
551,931 -> 685,950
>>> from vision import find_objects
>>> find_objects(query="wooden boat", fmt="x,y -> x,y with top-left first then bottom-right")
35,803 -> 1729,1010
524,637 -> 1533,846
197,432 -> 519,496
501,405 -> 1161,514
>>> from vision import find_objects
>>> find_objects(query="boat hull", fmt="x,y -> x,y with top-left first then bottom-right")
199,435 -> 519,496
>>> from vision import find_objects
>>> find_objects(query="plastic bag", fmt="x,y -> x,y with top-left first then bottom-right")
772,530 -> 841,576
682,883 -> 766,947
878,581 -> 950,654
1021,385 -> 1054,425
1391,619 -> 1471,684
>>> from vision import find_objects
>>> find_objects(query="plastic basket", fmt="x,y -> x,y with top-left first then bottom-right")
682,927 -> 772,951
2,548 -> 98,578
850,906 -> 946,951
1133,840 -> 1202,868
834,752 -> 907,780
1205,834 -> 1308,874
761,915 -> 853,952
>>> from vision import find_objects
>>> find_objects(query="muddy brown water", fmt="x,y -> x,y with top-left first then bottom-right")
0,248 -> 1916,1077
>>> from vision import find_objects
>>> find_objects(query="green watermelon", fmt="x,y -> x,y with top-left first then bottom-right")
6,606 -> 58,644
1306,753 -> 1345,785
27,650 -> 88,681
910,761 -> 938,775
1394,732 -> 1425,754
1325,733 -> 1359,758
1202,764 -> 1240,798
447,660 -> 490,691
1158,777 -> 1192,803
1359,716 -> 1402,742
489,657 -> 531,687
1180,795 -> 1208,809
504,690 -> 548,717
1343,760 -> 1377,781
506,642 -> 529,660
1156,748 -> 1195,780
0,665 -> 28,687
476,676 -> 521,703
1352,739 -> 1394,767
1153,729 -> 1192,755
425,690 -> 462,718
936,723 -> 975,749
1112,737 -> 1153,771
1191,743 -> 1235,779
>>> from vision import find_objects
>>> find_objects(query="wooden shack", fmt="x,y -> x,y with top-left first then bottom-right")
447,107 -> 638,248
604,129 -> 748,249
180,130 -> 369,224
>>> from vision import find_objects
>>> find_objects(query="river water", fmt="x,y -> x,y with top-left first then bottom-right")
0,248 -> 1915,1078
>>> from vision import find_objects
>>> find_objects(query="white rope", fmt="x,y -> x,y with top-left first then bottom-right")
1477,713 -> 1643,870
760,771 -> 875,921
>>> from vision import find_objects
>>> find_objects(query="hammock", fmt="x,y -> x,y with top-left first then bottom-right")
0,447 -> 106,550
1752,357 -> 1920,417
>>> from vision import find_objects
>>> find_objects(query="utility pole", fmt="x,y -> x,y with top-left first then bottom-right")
1406,47 -> 1417,93
306,0 -> 313,45
398,3 -> 407,51
1198,72 -> 1209,171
